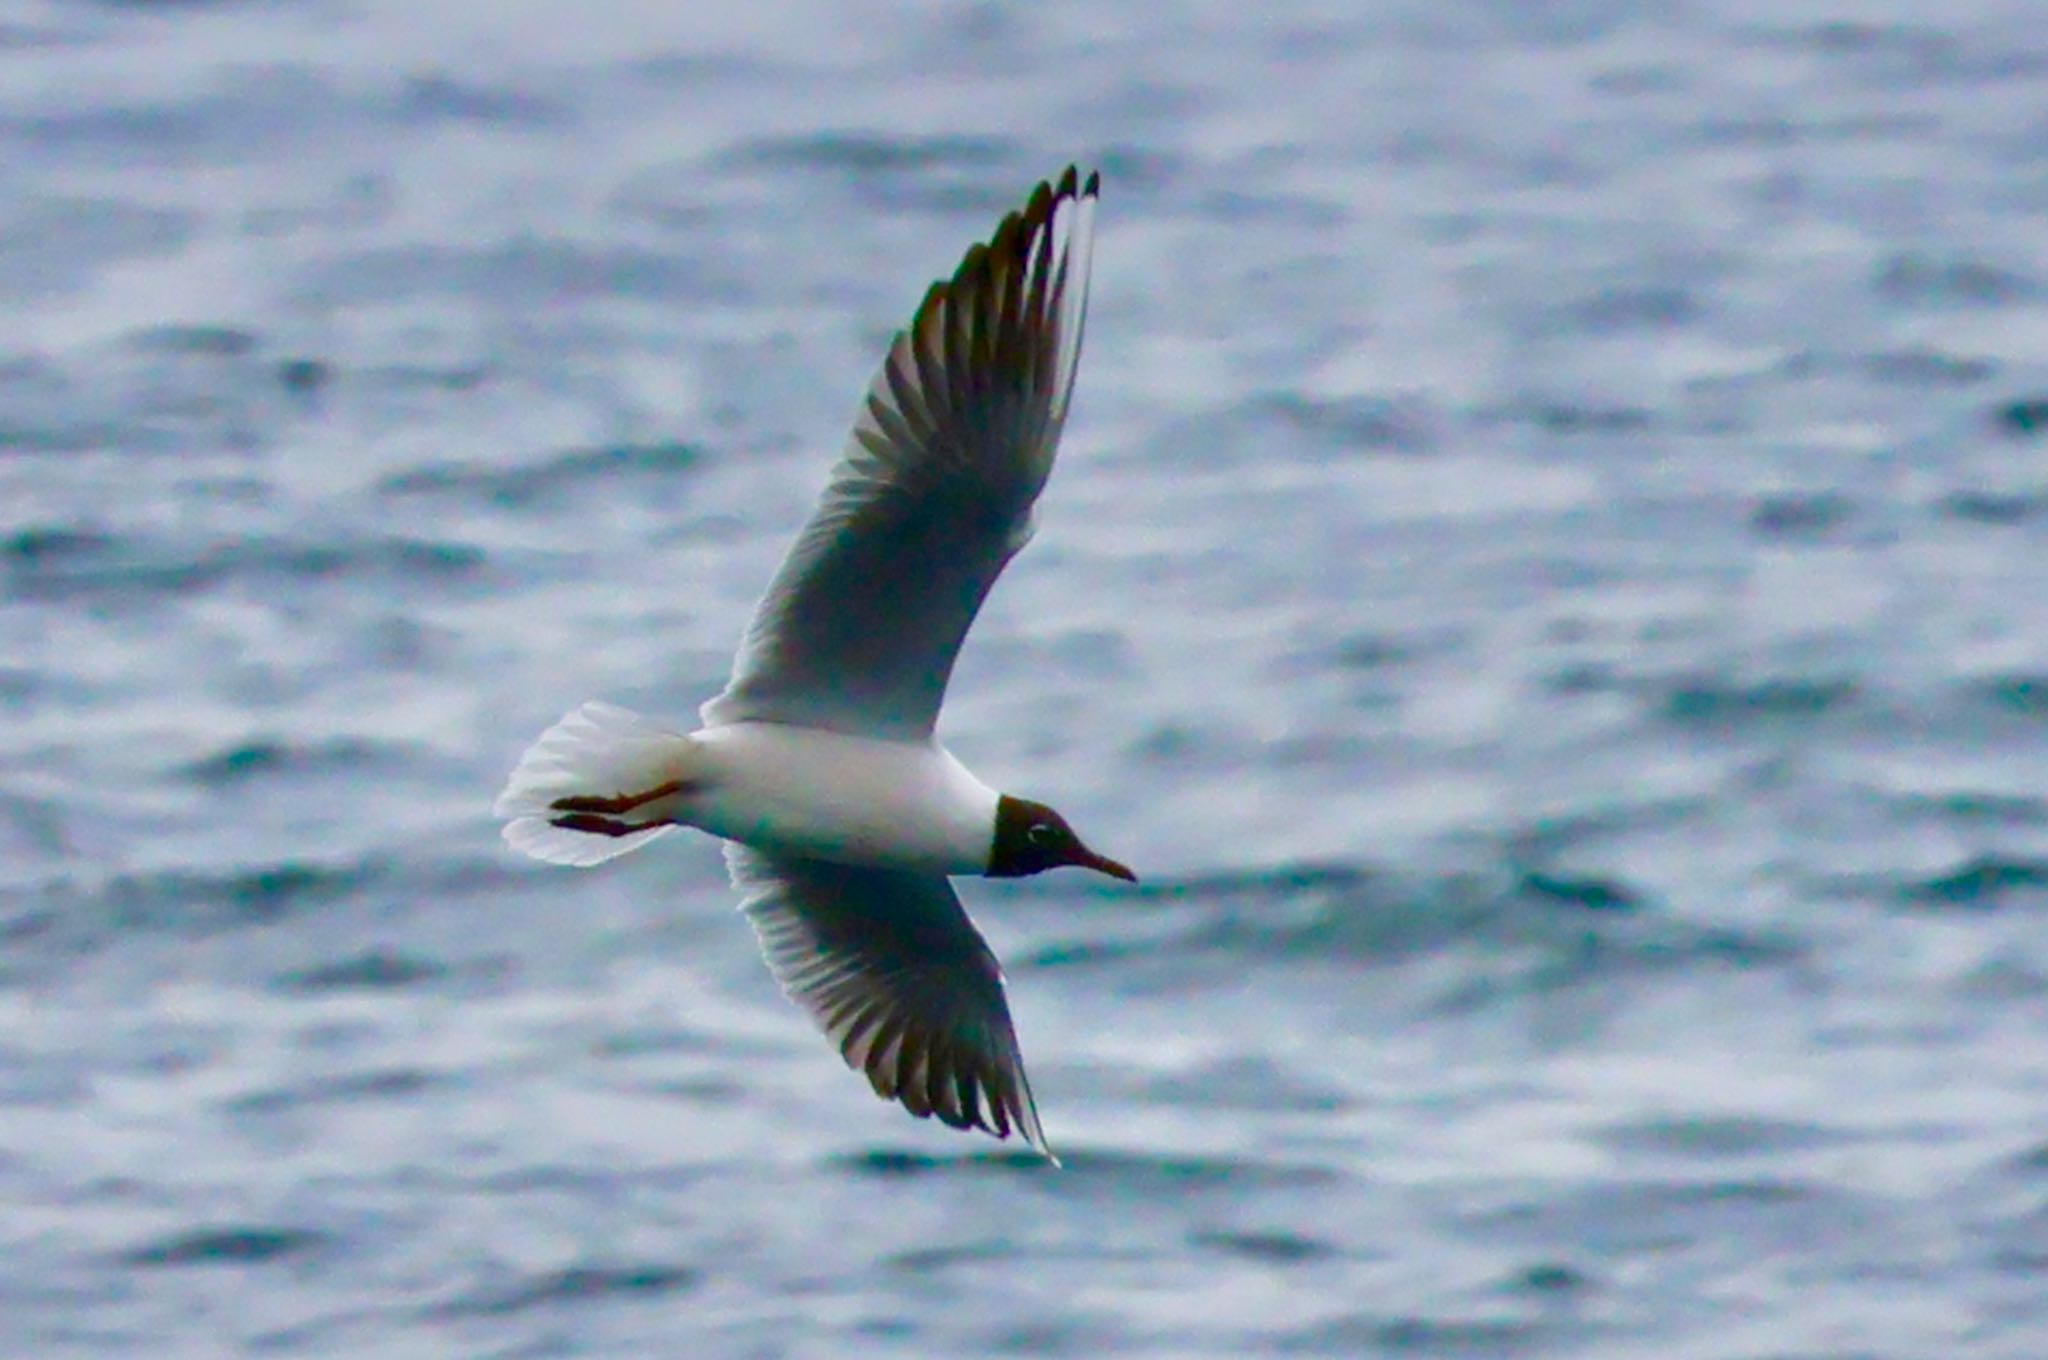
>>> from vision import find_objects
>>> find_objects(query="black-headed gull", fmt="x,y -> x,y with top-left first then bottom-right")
496,168 -> 1125,1161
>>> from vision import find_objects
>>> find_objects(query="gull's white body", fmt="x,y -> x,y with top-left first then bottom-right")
495,168 -> 1106,1158
687,724 -> 999,874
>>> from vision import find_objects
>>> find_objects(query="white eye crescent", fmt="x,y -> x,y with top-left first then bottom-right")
1027,822 -> 1058,847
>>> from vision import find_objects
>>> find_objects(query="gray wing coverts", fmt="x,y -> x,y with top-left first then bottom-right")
728,844 -> 1050,1153
703,168 -> 1099,741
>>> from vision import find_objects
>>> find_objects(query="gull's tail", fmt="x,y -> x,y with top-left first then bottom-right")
494,702 -> 698,867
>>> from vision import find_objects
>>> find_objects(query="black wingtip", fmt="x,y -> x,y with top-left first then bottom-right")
1047,165 -> 1100,204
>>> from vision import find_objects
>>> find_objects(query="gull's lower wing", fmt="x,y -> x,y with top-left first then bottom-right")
726,843 -> 1052,1158
702,167 -> 1099,741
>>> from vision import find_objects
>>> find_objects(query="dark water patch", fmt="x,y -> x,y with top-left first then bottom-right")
1589,61 -> 1686,96
1128,720 -> 1225,763
1481,401 -> 1653,434
830,1148 -> 1050,1179
1571,285 -> 1701,333
0,791 -> 70,863
1876,253 -> 2042,308
1901,856 -> 2048,909
1025,858 -> 1802,993
0,198 -> 193,301
126,324 -> 258,357
1506,796 -> 1710,862
0,1047 -> 88,1107
123,1225 -> 328,1268
1251,392 -> 1437,454
40,858 -> 393,946
1658,675 -> 1858,729
229,1066 -> 442,1115
1901,791 -> 2048,826
9,68 -> 348,166
1095,144 -> 1184,192
831,1145 -> 1337,1190
1764,18 -> 1951,57
275,947 -> 450,992
1697,111 -> 1939,148
1597,1114 -> 1847,1160
177,736 -> 394,787
275,357 -> 330,394
378,440 -> 699,508
6,532 -> 489,602
427,1263 -> 698,1317
608,161 -> 721,229
1191,1228 -> 1336,1265
884,1240 -> 1017,1273
1996,397 -> 2048,437
0,903 -> 59,948
0,667 -> 42,707
724,130 -> 1017,177
307,240 -> 734,307
467,1162 -> 705,1197
1197,188 -> 1349,227
987,1318 -> 1124,1357
1863,350 -> 1994,386
1968,673 -> 2048,717
1281,1312 -> 1552,1356
363,361 -> 489,393
394,73 -> 571,129
592,1024 -> 735,1058
1955,952 -> 2048,1002
1511,1261 -> 1590,1294
1431,918 -> 1807,1018
1514,870 -> 1642,914
0,19 -> 73,48
1025,930 -> 1171,971
3,524 -> 114,565
1749,492 -> 1853,540
1962,1182 -> 2048,1274
1022,861 -> 1382,917
1938,489 -> 2048,524
1021,863 -> 1444,970
177,476 -> 271,505
1058,1149 -> 1342,1191
160,861 -> 375,917
648,1074 -> 749,1103
1328,630 -> 1435,670
0,418 -> 132,454
1470,1175 -> 1861,1257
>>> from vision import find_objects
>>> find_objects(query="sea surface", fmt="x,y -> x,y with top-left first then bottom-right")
5,1 -> 2048,1356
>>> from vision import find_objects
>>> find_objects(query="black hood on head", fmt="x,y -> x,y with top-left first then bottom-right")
988,794 -> 1135,882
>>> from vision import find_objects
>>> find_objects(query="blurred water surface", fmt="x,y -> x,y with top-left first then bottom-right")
5,1 -> 2048,1355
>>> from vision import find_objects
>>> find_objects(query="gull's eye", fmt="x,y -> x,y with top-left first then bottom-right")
1027,822 -> 1059,848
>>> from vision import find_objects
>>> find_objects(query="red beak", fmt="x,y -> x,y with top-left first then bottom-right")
1072,845 -> 1137,883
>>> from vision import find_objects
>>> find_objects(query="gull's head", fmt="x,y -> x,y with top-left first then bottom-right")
988,794 -> 1136,882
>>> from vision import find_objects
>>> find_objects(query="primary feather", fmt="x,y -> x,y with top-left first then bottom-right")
702,167 -> 1101,742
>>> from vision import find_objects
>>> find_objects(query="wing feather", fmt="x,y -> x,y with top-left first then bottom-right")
727,844 -> 1053,1158
702,169 -> 1101,740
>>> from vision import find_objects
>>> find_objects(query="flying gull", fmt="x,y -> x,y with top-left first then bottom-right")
496,168 -> 1125,1162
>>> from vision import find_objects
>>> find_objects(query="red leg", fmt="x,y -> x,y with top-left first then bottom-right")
548,812 -> 642,837
550,779 -> 688,816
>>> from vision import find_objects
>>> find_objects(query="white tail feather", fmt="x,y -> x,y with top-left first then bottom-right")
502,813 -> 672,867
496,701 -> 694,867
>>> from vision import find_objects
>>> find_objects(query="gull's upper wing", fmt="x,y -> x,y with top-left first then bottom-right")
727,843 -> 1051,1158
701,167 -> 1099,740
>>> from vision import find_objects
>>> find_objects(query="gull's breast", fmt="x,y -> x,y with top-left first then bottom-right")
684,723 -> 1000,874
